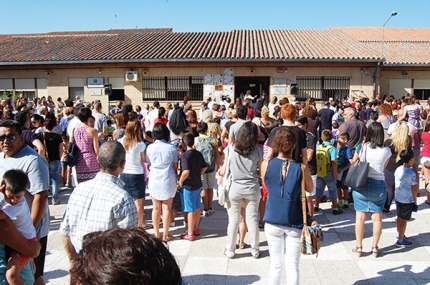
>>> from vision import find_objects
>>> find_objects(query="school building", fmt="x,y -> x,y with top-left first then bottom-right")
0,27 -> 429,108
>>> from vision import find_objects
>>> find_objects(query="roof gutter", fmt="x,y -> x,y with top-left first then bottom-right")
0,58 -> 381,66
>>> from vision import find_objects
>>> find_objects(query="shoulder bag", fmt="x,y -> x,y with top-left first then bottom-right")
344,143 -> 369,190
300,164 -> 323,257
217,147 -> 232,207
67,128 -> 79,167
42,132 -> 49,162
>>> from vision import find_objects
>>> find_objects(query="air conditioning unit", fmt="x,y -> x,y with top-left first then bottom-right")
125,71 -> 138,82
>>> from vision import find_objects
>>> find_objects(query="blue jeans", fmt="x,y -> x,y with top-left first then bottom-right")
49,160 -> 62,202
316,172 -> 337,198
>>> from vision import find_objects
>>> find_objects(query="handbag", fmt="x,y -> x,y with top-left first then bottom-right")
217,148 -> 232,207
67,128 -> 79,167
299,164 -> 323,257
344,143 -> 369,190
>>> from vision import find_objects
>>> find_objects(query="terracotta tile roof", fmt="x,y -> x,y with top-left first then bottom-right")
0,28 -> 379,64
331,27 -> 430,65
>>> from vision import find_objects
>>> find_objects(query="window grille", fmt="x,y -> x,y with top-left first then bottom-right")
296,76 -> 350,101
142,76 -> 203,101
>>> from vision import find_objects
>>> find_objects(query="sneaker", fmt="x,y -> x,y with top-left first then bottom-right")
207,208 -> 215,216
251,249 -> 260,259
396,235 -> 407,240
314,206 -> 320,212
180,233 -> 195,241
333,208 -> 343,215
193,229 -> 201,236
224,249 -> 235,259
396,239 -> 413,248
202,210 -> 209,217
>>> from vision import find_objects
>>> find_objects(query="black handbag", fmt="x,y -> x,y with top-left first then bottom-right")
344,144 -> 369,190
66,128 -> 79,167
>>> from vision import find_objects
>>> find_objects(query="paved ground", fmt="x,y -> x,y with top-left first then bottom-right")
44,183 -> 430,285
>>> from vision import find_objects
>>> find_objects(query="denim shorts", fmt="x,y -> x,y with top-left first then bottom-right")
336,169 -> 349,190
316,172 -> 337,198
352,178 -> 386,213
119,173 -> 146,199
201,171 -> 216,189
180,187 -> 202,212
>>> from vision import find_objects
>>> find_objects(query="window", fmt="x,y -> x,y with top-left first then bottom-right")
69,78 -> 85,101
143,76 -> 203,101
296,76 -> 350,101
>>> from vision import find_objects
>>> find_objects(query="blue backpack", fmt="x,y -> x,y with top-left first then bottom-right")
196,136 -> 216,172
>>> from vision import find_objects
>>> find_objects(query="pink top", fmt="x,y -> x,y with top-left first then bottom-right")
421,132 -> 430,158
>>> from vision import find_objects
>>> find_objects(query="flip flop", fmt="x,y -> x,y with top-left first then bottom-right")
162,234 -> 174,243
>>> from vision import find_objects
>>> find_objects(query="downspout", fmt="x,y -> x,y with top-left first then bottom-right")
372,62 -> 380,99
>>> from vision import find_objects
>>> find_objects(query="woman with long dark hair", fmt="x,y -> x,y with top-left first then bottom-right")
168,106 -> 191,141
219,122 -> 263,259
39,118 -> 64,205
352,122 -> 391,257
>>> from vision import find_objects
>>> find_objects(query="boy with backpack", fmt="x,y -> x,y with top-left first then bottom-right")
194,122 -> 220,216
178,133 -> 208,241
315,129 -> 343,215
394,149 -> 418,247
336,132 -> 353,209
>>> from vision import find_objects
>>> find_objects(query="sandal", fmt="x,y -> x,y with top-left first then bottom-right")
371,246 -> 379,258
352,246 -> 362,257
162,234 -> 174,243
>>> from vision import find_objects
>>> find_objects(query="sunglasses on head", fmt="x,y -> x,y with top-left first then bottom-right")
0,135 -> 18,142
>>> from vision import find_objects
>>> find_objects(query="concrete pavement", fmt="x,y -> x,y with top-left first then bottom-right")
44,184 -> 430,285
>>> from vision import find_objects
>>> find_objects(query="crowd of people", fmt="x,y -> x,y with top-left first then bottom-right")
0,90 -> 428,284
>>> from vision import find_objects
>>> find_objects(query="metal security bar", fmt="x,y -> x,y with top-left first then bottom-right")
296,76 -> 350,101
142,76 -> 203,101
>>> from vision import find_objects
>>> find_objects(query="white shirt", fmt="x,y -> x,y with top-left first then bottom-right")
0,198 -> 36,240
67,116 -> 81,138
362,143 -> 392,180
118,138 -> 146,174
146,108 -> 159,132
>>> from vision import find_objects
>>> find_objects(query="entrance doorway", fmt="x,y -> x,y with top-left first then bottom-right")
235,77 -> 270,102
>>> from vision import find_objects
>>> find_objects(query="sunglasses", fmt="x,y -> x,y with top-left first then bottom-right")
0,135 -> 18,142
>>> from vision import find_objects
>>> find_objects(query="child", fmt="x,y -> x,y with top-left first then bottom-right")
194,122 -> 220,217
179,133 -> 208,241
0,170 -> 38,285
315,129 -> 343,215
106,119 -> 115,136
394,148 -> 418,247
336,132 -> 353,209
331,121 -> 340,147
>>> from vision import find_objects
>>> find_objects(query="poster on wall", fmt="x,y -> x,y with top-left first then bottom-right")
215,74 -> 223,85
204,85 -> 214,92
223,85 -> 234,97
272,87 -> 286,95
273,78 -> 287,86
204,74 -> 213,85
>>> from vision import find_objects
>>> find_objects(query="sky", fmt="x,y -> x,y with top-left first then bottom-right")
1,0 -> 429,34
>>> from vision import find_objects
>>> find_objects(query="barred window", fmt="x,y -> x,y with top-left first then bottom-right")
142,76 -> 203,101
296,76 -> 350,101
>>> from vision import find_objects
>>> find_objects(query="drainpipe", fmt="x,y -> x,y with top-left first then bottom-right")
372,62 -> 380,99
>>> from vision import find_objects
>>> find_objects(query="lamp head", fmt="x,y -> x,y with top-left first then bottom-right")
391,11 -> 397,16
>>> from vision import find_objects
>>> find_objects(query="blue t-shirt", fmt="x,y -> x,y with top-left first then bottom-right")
394,166 -> 418,204
337,146 -> 353,169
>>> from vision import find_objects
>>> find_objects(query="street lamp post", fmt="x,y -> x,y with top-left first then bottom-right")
381,11 -> 397,59
374,11 -> 398,98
